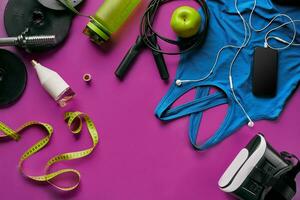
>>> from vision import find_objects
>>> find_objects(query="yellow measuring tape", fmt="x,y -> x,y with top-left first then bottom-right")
0,111 -> 99,191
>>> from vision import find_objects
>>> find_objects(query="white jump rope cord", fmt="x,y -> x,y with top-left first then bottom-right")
176,0 -> 300,127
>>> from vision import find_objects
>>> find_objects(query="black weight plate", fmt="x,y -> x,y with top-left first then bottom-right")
0,49 -> 27,108
4,0 -> 73,52
38,0 -> 83,11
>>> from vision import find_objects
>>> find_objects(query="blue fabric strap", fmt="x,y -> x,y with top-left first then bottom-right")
155,85 -> 230,149
189,87 -> 238,150
155,86 -> 227,120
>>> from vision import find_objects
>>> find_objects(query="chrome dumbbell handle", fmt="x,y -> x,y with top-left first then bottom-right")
0,35 -> 56,48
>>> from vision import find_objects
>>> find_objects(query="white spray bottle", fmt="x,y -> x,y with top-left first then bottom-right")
31,60 -> 75,107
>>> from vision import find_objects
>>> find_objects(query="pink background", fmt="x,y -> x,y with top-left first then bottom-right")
0,0 -> 299,199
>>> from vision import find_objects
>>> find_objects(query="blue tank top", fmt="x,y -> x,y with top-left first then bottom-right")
155,0 -> 300,150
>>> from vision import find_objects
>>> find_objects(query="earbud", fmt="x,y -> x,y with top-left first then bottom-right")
176,80 -> 182,86
248,121 -> 254,128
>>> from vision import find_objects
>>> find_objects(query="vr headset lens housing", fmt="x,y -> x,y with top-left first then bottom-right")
219,134 -> 299,200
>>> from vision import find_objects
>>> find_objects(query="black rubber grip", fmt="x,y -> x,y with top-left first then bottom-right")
149,35 -> 169,80
115,36 -> 144,79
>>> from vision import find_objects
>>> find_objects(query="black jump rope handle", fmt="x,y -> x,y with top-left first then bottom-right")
115,36 -> 144,79
115,35 -> 169,80
149,34 -> 169,80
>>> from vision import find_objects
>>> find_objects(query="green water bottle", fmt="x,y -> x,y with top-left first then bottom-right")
84,0 -> 141,45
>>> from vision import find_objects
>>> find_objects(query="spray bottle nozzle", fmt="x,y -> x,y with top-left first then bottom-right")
31,60 -> 39,67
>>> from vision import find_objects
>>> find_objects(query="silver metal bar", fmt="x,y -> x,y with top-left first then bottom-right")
0,35 -> 56,48
0,37 -> 18,46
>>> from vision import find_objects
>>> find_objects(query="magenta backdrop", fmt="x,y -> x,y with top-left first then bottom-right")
0,0 -> 299,199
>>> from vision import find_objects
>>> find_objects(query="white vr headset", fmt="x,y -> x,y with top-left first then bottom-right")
219,134 -> 299,200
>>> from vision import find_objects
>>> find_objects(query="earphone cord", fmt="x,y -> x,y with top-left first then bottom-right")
177,0 -> 254,126
176,0 -> 300,127
229,0 -> 254,127
176,0 -> 251,87
249,0 -> 300,50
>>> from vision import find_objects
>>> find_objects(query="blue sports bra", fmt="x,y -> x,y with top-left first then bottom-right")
155,0 -> 300,150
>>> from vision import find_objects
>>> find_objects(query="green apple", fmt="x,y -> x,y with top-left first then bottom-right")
170,6 -> 202,38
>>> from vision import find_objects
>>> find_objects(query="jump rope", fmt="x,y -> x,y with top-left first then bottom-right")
115,0 -> 210,80
176,0 -> 300,128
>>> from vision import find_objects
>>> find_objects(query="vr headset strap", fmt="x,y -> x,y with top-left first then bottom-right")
271,178 -> 296,200
251,152 -> 300,200
281,151 -> 300,181
266,152 -> 300,200
288,159 -> 300,180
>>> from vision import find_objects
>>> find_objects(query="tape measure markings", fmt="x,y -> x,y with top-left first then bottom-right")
0,111 -> 99,191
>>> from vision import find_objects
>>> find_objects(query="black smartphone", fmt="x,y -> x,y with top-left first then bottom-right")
252,47 -> 278,97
